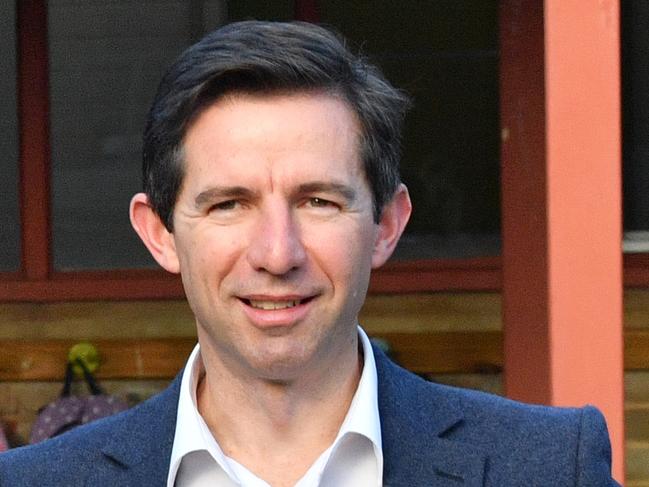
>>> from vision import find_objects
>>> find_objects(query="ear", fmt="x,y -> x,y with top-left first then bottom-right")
129,193 -> 180,274
371,184 -> 412,268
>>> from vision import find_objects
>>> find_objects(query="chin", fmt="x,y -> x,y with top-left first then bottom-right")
251,358 -> 310,383
246,342 -> 316,381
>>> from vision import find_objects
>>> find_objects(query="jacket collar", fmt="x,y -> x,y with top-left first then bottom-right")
373,344 -> 487,486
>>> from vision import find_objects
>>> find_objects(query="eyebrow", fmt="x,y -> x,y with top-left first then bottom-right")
193,181 -> 359,208
295,181 -> 358,202
194,186 -> 256,209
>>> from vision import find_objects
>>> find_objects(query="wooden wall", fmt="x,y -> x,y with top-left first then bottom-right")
0,291 -> 647,484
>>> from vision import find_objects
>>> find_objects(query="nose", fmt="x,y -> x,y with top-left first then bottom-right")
246,201 -> 307,275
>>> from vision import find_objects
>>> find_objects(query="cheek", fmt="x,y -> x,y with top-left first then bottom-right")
304,222 -> 375,279
178,227 -> 244,279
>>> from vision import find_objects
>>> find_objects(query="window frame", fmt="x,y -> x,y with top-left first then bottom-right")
3,0 -> 643,302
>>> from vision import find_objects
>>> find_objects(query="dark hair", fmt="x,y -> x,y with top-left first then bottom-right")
143,20 -> 410,230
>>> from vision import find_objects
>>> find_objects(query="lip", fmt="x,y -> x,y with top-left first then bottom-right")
237,294 -> 317,328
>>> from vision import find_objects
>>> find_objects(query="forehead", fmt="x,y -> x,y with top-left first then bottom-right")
181,92 -> 364,184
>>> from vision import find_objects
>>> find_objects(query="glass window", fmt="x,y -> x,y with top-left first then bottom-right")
227,0 -> 294,21
319,1 -> 501,259
0,1 -> 20,272
622,0 -> 649,253
48,0 -> 296,271
48,0 -> 231,270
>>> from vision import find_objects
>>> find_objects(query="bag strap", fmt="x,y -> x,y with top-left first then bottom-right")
75,358 -> 104,395
60,359 -> 105,396
60,361 -> 75,397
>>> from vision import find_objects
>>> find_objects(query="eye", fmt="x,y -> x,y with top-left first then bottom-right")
307,197 -> 338,208
209,200 -> 239,212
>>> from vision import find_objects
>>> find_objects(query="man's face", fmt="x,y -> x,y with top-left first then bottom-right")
146,93 -> 406,380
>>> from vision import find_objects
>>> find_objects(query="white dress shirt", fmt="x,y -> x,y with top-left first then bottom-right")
167,326 -> 383,487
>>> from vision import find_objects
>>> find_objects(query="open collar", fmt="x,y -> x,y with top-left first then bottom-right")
93,345 -> 488,486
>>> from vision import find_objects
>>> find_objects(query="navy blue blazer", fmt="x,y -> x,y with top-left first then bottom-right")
0,345 -> 619,486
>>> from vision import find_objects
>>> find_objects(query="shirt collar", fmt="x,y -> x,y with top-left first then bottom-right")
167,326 -> 382,486
335,327 -> 382,451
167,344 -> 242,486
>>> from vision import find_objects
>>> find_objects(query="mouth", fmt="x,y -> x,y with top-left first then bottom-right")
238,295 -> 317,328
240,296 -> 316,310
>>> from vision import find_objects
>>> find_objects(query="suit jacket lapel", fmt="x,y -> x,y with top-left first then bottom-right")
86,372 -> 183,486
373,345 -> 487,486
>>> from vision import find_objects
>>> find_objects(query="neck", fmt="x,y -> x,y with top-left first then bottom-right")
195,334 -> 363,486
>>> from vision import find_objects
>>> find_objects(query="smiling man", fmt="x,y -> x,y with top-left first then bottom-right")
134,89 -> 408,487
0,21 -> 619,487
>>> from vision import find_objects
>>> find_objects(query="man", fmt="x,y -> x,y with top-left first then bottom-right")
0,21 -> 618,487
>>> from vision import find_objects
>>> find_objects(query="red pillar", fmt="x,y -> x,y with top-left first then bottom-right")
17,0 -> 51,280
500,0 -> 624,481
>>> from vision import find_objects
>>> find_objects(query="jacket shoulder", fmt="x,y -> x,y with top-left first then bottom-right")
0,374 -> 181,487
0,420 -> 109,486
437,382 -> 615,485
374,345 -> 617,486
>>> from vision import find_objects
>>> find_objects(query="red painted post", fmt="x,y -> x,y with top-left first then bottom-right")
17,0 -> 51,281
500,0 -> 624,481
